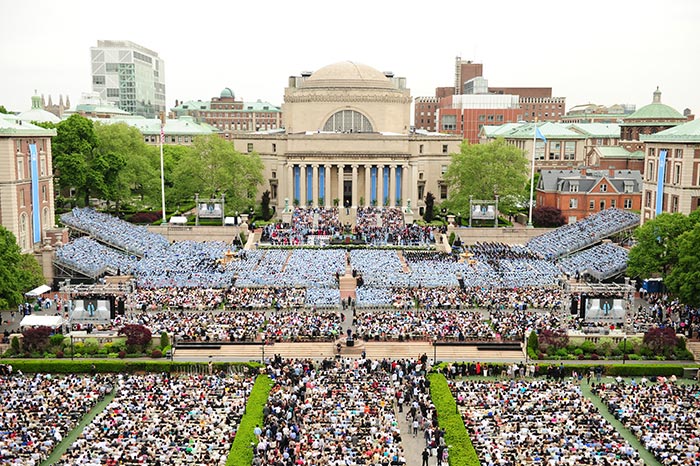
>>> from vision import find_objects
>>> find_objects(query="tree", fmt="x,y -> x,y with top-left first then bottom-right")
643,327 -> 678,357
52,114 -> 97,205
93,122 -> 155,212
0,105 -> 9,114
424,192 -> 435,222
21,326 -> 53,353
444,138 -> 529,214
627,212 -> 694,279
118,324 -> 152,352
171,135 -> 263,211
532,206 -> 566,228
261,190 -> 271,221
665,223 -> 700,307
0,226 -> 45,310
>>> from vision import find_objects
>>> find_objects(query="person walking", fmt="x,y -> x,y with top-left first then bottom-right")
422,448 -> 430,466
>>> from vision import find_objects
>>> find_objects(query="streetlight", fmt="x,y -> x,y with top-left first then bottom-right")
70,335 -> 74,361
433,336 -> 438,365
261,339 -> 265,365
623,336 -> 627,365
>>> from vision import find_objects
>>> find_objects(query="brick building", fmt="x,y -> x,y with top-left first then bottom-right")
620,88 -> 687,152
537,168 -> 642,223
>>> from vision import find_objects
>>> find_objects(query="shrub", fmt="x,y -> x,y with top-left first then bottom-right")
118,324 -> 152,352
428,373 -> 480,466
55,350 -> 64,359
151,349 -> 163,358
50,334 -> 66,347
527,331 -> 539,354
226,375 -> 273,466
160,332 -> 170,350
22,326 -> 53,352
83,338 -> 100,355
118,351 -> 126,359
643,327 -> 679,357
10,336 -> 20,355
538,329 -> 569,353
580,340 -> 596,354
128,211 -> 163,224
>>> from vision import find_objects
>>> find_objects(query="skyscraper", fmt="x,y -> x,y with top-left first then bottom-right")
90,40 -> 165,118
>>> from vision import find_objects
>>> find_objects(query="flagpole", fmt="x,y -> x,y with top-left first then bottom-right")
527,121 -> 537,228
160,112 -> 167,225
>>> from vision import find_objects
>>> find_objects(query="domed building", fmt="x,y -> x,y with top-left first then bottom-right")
231,61 -> 460,217
18,94 -> 62,124
620,87 -> 687,151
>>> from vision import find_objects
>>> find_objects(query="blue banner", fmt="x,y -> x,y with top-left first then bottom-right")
656,149 -> 667,215
306,167 -> 312,204
293,166 -> 300,204
370,167 -> 377,204
395,166 -> 402,205
383,166 -> 389,206
319,167 -> 325,201
29,144 -> 41,244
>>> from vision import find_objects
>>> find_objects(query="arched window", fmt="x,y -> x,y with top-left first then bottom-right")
323,110 -> 373,133
43,207 -> 50,229
19,213 -> 28,250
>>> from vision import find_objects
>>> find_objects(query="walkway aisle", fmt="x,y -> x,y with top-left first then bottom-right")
581,380 -> 662,466
42,387 -> 117,465
396,405 -> 425,466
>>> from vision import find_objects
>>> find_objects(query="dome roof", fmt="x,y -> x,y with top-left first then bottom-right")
18,108 -> 61,124
302,61 -> 394,90
625,88 -> 684,121
220,87 -> 235,99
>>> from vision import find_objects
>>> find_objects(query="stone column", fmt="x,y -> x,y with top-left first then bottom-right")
324,164 -> 331,208
411,165 -> 419,207
389,165 -> 396,207
377,165 -> 384,207
337,164 -> 344,207
299,164 -> 307,207
351,164 -> 359,208
287,163 -> 294,205
364,165 -> 371,208
402,164 -> 409,208
312,164 -> 319,208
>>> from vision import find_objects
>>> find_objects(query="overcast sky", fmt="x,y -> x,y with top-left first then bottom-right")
2,0 -> 698,118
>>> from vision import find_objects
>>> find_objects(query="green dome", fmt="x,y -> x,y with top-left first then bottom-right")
625,88 -> 684,121
220,87 -> 235,99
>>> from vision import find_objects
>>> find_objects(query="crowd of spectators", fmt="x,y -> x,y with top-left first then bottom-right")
355,207 -> 439,246
526,208 -> 639,259
451,379 -> 644,465
260,208 -> 343,245
557,243 -> 629,281
257,356 -> 418,465
55,373 -> 253,465
60,208 -> 168,257
595,379 -> 700,465
55,237 -> 138,278
0,373 -> 111,465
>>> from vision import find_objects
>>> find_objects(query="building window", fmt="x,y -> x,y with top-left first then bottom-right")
589,200 -> 595,210
675,148 -> 683,159
624,198 -> 632,209
93,75 -> 105,85
599,200 -> 606,210
478,115 -> 485,122
323,109 -> 373,132
671,195 -> 679,212
645,191 -> 652,208
564,142 -> 575,160
271,171 -> 276,179
600,184 -> 607,192
610,199 -> 616,208
17,159 -> 24,179
548,142 -> 561,160
247,143 -> 253,153
20,189 -> 26,207
419,144 -> 424,154
569,198 -> 578,208
42,185 -> 47,202
569,184 -> 579,193
418,185 -> 425,200
106,88 -> 119,97
442,145 -> 448,154
440,184 -> 448,200
272,143 -> 276,153
419,172 -> 424,180
647,162 -> 654,181
19,213 -> 28,250
674,164 -> 681,184
441,115 -> 457,131
441,165 -> 447,176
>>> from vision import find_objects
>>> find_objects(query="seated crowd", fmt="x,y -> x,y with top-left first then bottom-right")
595,379 -> 700,465
355,207 -> 438,246
0,374 -> 111,465
526,208 -> 639,259
557,243 -> 629,281
257,356 -> 437,466
451,379 -> 644,465
55,373 -> 253,466
55,237 -> 138,278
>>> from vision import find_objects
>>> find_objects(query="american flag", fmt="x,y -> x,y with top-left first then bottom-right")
160,124 -> 165,144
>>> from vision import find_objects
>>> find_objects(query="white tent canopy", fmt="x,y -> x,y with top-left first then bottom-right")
25,285 -> 51,297
19,315 -> 64,328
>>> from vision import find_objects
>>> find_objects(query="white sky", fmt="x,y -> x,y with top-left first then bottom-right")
1,0 -> 699,118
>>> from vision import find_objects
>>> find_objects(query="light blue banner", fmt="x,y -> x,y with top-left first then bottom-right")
395,166 -> 402,205
306,167 -> 312,204
319,167 -> 325,201
370,167 -> 377,204
29,144 -> 41,244
383,166 -> 389,206
656,149 -> 667,215
293,166 -> 300,204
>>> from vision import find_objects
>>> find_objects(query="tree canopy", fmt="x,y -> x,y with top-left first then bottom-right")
0,226 -> 45,310
665,222 -> 700,307
444,138 -> 529,214
171,134 -> 264,211
52,114 -> 97,205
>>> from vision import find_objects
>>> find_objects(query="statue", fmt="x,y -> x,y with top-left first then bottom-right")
283,197 -> 292,213
404,198 -> 413,214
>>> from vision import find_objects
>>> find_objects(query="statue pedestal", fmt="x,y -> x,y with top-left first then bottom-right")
404,212 -> 414,224
281,212 -> 292,225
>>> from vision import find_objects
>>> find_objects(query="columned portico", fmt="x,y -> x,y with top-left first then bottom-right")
324,164 -> 331,208
311,164 -> 319,207
364,166 -> 371,208
351,165 -> 359,208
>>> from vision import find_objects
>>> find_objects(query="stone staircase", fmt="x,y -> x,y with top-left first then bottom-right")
687,341 -> 700,361
339,252 -> 357,301
174,342 -> 337,360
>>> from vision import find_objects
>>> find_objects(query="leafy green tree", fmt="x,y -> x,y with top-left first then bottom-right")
424,192 -> 435,222
171,135 -> 264,211
0,227 -> 45,310
627,212 -> 694,279
0,105 -> 10,114
444,138 -> 529,214
52,114 -> 97,205
93,122 -> 155,212
665,223 -> 700,307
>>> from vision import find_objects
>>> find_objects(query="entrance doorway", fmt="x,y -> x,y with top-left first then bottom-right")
343,180 -> 352,207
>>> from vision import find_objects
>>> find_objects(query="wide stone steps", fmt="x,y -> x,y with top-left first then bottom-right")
687,341 -> 700,361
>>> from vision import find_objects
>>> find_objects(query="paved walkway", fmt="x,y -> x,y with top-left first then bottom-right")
396,404 -> 424,466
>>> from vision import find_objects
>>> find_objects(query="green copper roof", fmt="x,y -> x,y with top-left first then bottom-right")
641,118 -> 700,142
93,116 -> 214,136
172,100 -> 211,111
567,123 -> 620,138
498,122 -> 582,140
597,146 -> 644,159
624,88 -> 684,121
0,114 -> 57,136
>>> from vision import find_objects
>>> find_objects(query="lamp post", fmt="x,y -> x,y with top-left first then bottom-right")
623,336 -> 627,364
261,339 -> 266,364
71,335 -> 74,361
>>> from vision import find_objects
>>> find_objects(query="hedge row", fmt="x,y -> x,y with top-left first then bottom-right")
226,375 -> 273,466
429,373 -> 480,466
0,359 -> 262,374
435,362 -> 692,378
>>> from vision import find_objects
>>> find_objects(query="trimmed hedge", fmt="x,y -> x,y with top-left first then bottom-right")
429,373 -> 480,466
226,374 -> 273,466
435,362 -> 691,378
0,359 -> 262,374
